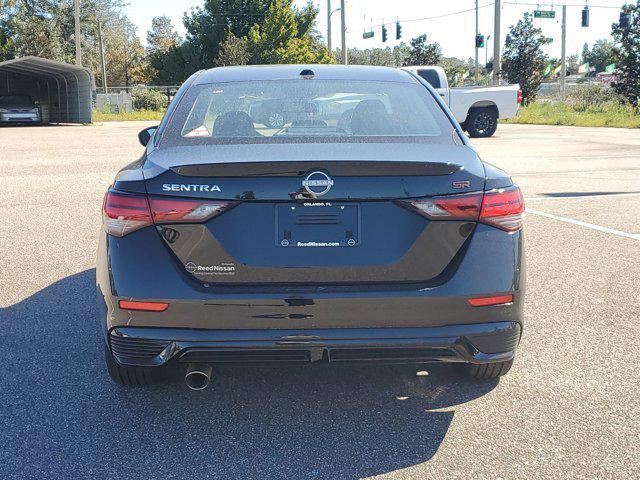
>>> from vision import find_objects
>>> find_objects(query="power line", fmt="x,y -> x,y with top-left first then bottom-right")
346,3 -> 495,33
503,1 -> 623,9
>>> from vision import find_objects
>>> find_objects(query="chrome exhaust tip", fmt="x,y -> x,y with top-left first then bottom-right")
184,364 -> 213,391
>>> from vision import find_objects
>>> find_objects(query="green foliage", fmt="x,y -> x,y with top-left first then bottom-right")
505,100 -> 640,129
147,16 -> 180,53
581,39 -> 616,73
335,44 -> 409,66
612,1 -> 640,108
502,13 -> 551,104
215,33 -> 247,66
131,87 -> 167,111
402,34 -> 441,66
183,0 -> 272,69
245,0 -> 331,64
557,83 -> 628,110
92,108 -> 165,122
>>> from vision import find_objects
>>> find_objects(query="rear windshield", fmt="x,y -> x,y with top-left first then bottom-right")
162,79 -> 456,146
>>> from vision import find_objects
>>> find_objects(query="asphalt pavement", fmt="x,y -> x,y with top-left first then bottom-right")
0,122 -> 638,479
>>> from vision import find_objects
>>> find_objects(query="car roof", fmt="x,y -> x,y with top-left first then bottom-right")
194,64 -> 418,85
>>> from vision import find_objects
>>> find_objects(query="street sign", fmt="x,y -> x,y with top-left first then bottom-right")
362,31 -> 374,39
534,10 -> 556,19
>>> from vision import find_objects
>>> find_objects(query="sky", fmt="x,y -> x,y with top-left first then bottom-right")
124,0 -> 627,60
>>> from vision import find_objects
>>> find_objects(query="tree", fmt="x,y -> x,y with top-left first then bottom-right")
245,0 -> 330,64
582,39 -> 616,73
146,16 -> 188,84
502,13 -> 551,104
104,15 -> 149,86
147,16 -> 180,53
215,33 -> 247,66
183,0 -> 272,69
612,1 -> 640,107
336,44 -> 409,66
402,34 -> 441,66
567,53 -> 580,75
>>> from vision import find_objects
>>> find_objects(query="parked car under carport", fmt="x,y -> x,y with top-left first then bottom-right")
0,56 -> 94,124
0,94 -> 41,124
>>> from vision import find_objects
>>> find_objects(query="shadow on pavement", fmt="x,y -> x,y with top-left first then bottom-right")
0,269 -> 498,479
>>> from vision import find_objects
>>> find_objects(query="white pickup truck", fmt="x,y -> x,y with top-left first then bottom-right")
402,66 -> 521,138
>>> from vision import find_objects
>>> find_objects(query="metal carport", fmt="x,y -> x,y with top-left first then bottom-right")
0,56 -> 94,124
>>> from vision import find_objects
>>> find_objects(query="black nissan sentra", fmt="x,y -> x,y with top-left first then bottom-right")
97,65 -> 525,390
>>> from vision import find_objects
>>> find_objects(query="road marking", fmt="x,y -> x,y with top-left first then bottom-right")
524,192 -> 640,201
526,208 -> 640,241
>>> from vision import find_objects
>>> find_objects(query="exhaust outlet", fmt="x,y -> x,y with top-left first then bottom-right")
185,364 -> 213,391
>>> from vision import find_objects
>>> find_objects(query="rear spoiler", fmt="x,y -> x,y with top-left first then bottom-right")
171,161 -> 461,178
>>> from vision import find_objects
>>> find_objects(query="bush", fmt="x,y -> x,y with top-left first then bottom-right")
131,88 -> 167,111
559,83 -> 629,112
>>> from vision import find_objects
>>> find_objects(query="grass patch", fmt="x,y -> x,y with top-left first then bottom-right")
504,101 -> 640,129
92,109 -> 165,122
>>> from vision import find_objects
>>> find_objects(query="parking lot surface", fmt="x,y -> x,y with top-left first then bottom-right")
1,122 -> 638,479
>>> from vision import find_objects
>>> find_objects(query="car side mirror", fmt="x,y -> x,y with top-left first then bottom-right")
138,126 -> 158,147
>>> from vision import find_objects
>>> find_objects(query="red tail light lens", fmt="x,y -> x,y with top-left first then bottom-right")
103,190 -> 153,237
406,185 -> 524,232
517,89 -> 523,104
407,192 -> 482,221
148,197 -> 232,224
480,186 -> 525,232
103,190 -> 233,237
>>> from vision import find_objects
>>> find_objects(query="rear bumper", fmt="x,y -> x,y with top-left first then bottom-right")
108,322 -> 521,367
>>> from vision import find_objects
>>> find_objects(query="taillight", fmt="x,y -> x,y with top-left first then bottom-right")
103,189 -> 233,237
148,197 -> 232,224
517,89 -> 523,104
405,185 -> 524,232
103,190 -> 153,237
480,186 -> 525,232
406,192 -> 482,221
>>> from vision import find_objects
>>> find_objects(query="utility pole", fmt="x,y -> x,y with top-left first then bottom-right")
327,0 -> 332,55
475,0 -> 479,83
486,34 -> 491,80
560,5 -> 567,93
97,20 -> 107,94
340,0 -> 347,65
74,0 -> 81,66
492,0 -> 501,85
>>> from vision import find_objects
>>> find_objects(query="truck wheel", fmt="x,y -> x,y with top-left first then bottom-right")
104,345 -> 159,386
466,358 -> 514,379
466,108 -> 498,138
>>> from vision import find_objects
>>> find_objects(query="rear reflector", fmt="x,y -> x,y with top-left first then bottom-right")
103,189 -> 233,237
119,300 -> 169,312
405,185 -> 524,232
467,294 -> 513,307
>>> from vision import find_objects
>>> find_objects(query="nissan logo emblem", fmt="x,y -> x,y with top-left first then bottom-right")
302,171 -> 334,197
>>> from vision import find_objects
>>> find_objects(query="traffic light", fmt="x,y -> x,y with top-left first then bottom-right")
396,21 -> 402,40
620,11 -> 630,29
581,7 -> 589,27
382,24 -> 388,42
475,34 -> 485,48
